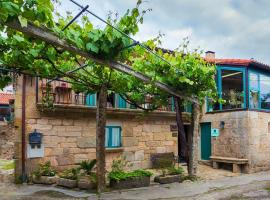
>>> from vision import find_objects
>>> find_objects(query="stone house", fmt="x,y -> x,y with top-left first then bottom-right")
13,76 -> 191,176
12,51 -> 270,177
201,51 -> 270,173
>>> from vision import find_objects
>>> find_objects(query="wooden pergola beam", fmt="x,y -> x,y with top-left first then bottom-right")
5,20 -> 198,103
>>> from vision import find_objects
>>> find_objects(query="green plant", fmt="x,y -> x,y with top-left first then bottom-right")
108,169 -> 152,182
167,166 -> 184,175
32,161 -> 56,178
59,168 -> 80,180
79,159 -> 97,175
110,156 -> 130,173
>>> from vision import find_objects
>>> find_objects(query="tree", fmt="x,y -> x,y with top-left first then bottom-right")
0,0 -> 216,190
127,38 -> 217,176
0,0 -> 155,192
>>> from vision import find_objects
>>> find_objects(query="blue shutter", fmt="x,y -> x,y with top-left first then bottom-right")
105,127 -> 110,147
116,94 -> 126,108
86,93 -> 96,106
184,102 -> 192,113
171,98 -> 175,111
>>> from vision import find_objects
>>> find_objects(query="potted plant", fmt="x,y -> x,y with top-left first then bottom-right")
58,168 -> 79,188
108,157 -> 152,189
78,159 -> 97,190
32,161 -> 57,185
154,165 -> 184,184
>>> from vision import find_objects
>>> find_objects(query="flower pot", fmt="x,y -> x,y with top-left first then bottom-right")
78,176 -> 96,190
110,176 -> 150,189
32,175 -> 57,185
57,178 -> 77,188
154,174 -> 181,184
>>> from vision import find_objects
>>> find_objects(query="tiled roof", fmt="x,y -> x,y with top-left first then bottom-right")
0,93 -> 14,105
206,58 -> 270,71
206,58 -> 252,66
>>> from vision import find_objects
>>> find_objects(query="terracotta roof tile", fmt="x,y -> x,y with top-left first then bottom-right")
0,93 -> 14,105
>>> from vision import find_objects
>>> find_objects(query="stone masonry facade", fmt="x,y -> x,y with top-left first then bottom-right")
14,76 -> 183,175
0,122 -> 15,160
201,110 -> 270,173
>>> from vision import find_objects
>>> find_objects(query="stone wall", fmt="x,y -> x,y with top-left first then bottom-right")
14,76 -> 181,175
246,111 -> 270,173
201,109 -> 270,173
25,113 -> 177,173
0,121 -> 15,160
201,111 -> 249,159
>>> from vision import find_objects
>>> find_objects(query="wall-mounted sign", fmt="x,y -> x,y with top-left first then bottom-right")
170,124 -> 178,132
211,128 -> 220,137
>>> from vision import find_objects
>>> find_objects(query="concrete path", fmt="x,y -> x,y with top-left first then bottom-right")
1,171 -> 270,199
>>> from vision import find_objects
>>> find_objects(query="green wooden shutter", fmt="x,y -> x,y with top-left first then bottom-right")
86,93 -> 96,106
171,98 -> 175,111
116,94 -> 126,108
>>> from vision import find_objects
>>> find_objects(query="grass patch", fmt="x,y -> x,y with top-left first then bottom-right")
0,159 -> 14,170
1,161 -> 14,170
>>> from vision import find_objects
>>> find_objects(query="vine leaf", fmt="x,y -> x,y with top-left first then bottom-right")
18,15 -> 27,27
86,43 -> 99,54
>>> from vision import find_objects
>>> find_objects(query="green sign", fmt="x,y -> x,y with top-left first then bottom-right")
211,128 -> 219,137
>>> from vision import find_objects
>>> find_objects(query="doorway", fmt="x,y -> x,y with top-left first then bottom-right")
200,122 -> 211,160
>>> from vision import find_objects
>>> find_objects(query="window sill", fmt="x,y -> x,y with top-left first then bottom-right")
105,147 -> 124,153
206,108 -> 247,114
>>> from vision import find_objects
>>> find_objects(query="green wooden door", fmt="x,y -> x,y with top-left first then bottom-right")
200,122 -> 211,160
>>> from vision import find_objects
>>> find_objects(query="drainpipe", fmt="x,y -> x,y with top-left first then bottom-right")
21,75 -> 26,181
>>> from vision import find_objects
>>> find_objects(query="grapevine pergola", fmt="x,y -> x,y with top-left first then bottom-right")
0,0 -> 216,193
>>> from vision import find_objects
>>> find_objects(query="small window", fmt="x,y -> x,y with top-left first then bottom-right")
105,126 -> 122,148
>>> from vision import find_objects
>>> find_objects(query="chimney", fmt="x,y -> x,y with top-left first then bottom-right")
205,51 -> 215,59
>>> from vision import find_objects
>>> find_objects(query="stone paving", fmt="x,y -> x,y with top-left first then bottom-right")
1,169 -> 270,200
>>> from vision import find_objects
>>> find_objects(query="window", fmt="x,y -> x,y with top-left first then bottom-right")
221,69 -> 245,110
249,71 -> 270,110
105,126 -> 122,148
260,75 -> 270,109
208,67 -> 246,112
249,73 -> 259,109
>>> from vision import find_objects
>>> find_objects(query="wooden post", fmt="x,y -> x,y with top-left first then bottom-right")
96,84 -> 107,193
188,103 -> 200,176
174,97 -> 188,162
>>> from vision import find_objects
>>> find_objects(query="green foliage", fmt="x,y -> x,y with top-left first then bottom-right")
32,161 -> 56,178
110,156 -> 130,173
108,156 -> 152,181
41,84 -> 54,110
167,166 -> 184,175
108,169 -> 152,182
79,159 -> 97,175
59,168 -> 80,180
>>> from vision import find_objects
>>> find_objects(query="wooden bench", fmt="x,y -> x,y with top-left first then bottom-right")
210,156 -> 248,173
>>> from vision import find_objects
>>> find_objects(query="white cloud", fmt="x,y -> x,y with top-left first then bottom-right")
60,0 -> 270,63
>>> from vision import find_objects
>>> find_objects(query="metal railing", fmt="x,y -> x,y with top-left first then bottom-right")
36,79 -> 192,112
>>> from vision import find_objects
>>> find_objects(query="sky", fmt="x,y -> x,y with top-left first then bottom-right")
59,0 -> 270,64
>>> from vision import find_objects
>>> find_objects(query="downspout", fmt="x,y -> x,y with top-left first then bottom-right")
21,75 -> 26,181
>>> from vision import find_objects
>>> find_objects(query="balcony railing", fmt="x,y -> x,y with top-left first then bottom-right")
36,79 -> 191,113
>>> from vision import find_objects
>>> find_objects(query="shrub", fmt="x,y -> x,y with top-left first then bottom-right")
33,161 -> 56,178
59,168 -> 80,180
79,159 -> 96,175
108,169 -> 152,182
167,166 -> 184,175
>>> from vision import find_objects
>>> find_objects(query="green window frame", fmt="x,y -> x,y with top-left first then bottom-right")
105,126 -> 122,148
208,66 -> 246,111
248,70 -> 270,110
